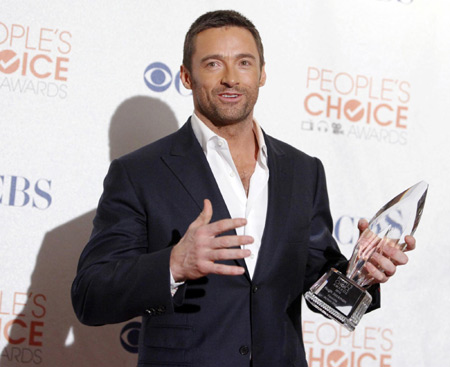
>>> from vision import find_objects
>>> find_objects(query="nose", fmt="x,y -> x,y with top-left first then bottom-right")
221,66 -> 239,88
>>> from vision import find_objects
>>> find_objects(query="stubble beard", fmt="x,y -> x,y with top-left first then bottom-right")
194,85 -> 259,128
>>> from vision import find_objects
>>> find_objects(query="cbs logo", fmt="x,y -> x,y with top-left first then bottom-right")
334,215 -> 365,246
120,321 -> 141,353
143,62 -> 191,96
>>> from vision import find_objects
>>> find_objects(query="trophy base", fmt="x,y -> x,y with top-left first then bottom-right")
305,268 -> 372,331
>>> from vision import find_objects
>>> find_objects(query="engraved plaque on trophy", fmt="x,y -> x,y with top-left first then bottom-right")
305,181 -> 428,331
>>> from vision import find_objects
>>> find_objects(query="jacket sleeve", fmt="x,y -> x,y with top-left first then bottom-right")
71,159 -> 176,326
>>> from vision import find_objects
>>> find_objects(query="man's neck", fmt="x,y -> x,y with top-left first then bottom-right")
194,111 -> 259,196
194,111 -> 255,151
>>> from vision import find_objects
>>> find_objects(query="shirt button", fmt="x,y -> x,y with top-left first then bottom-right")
230,172 -> 235,177
217,140 -> 224,147
239,345 -> 250,355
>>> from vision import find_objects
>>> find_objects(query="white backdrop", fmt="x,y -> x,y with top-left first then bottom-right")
1,1 -> 449,366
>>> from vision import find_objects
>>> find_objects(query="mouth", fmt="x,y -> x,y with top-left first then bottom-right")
217,92 -> 243,102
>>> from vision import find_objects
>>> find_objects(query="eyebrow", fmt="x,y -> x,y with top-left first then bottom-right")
200,53 -> 257,64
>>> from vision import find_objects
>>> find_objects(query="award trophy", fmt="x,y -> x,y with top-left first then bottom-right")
305,181 -> 428,331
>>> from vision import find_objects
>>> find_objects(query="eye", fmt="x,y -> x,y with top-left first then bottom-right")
120,321 -> 141,353
143,62 -> 172,92
241,60 -> 250,66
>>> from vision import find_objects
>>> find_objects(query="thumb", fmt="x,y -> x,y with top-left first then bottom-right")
193,199 -> 213,227
358,218 -> 369,235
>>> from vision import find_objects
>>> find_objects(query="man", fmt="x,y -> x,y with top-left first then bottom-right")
72,10 -> 414,367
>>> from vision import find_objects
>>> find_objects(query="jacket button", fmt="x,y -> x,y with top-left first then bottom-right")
156,305 -> 166,314
239,345 -> 250,355
252,285 -> 259,293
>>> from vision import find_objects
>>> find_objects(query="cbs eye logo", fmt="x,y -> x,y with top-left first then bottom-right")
120,321 -> 141,353
144,62 -> 191,96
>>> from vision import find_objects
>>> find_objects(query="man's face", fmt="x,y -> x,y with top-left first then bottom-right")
181,26 -> 266,128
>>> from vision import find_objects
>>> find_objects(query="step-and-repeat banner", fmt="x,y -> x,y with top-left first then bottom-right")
1,1 -> 448,366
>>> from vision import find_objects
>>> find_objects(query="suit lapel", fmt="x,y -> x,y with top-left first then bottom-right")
253,135 -> 294,283
161,119 -> 251,280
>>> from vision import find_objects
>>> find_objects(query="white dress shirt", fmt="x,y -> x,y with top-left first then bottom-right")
170,114 -> 270,294
190,113 -> 269,278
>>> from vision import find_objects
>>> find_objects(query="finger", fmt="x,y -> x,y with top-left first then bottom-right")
364,261 -> 389,284
211,235 -> 254,249
209,263 -> 247,276
189,199 -> 213,229
403,235 -> 416,252
357,219 -> 369,235
200,199 -> 213,225
201,217 -> 248,237
382,245 -> 408,266
370,252 -> 397,277
209,248 -> 252,262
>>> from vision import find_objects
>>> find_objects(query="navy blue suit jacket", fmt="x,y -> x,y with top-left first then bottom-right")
72,119 -> 379,367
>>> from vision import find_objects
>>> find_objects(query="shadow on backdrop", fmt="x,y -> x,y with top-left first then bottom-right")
0,96 -> 179,366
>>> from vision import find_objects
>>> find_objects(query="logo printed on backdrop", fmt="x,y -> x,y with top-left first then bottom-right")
0,175 -> 52,210
120,322 -> 141,354
303,321 -> 394,367
334,215 -> 367,247
144,62 -> 191,96
302,67 -> 410,145
0,22 -> 71,99
0,290 -> 46,364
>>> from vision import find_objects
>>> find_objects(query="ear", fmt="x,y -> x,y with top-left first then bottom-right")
180,65 -> 193,90
259,64 -> 267,87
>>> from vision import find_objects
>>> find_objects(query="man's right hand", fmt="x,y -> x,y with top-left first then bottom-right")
169,199 -> 254,282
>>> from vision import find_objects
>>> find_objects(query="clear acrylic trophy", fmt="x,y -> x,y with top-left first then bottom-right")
305,181 -> 428,331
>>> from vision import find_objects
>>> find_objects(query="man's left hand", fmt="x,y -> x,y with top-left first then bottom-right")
357,219 -> 416,285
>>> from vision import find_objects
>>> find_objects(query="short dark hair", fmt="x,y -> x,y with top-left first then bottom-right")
183,10 -> 265,73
